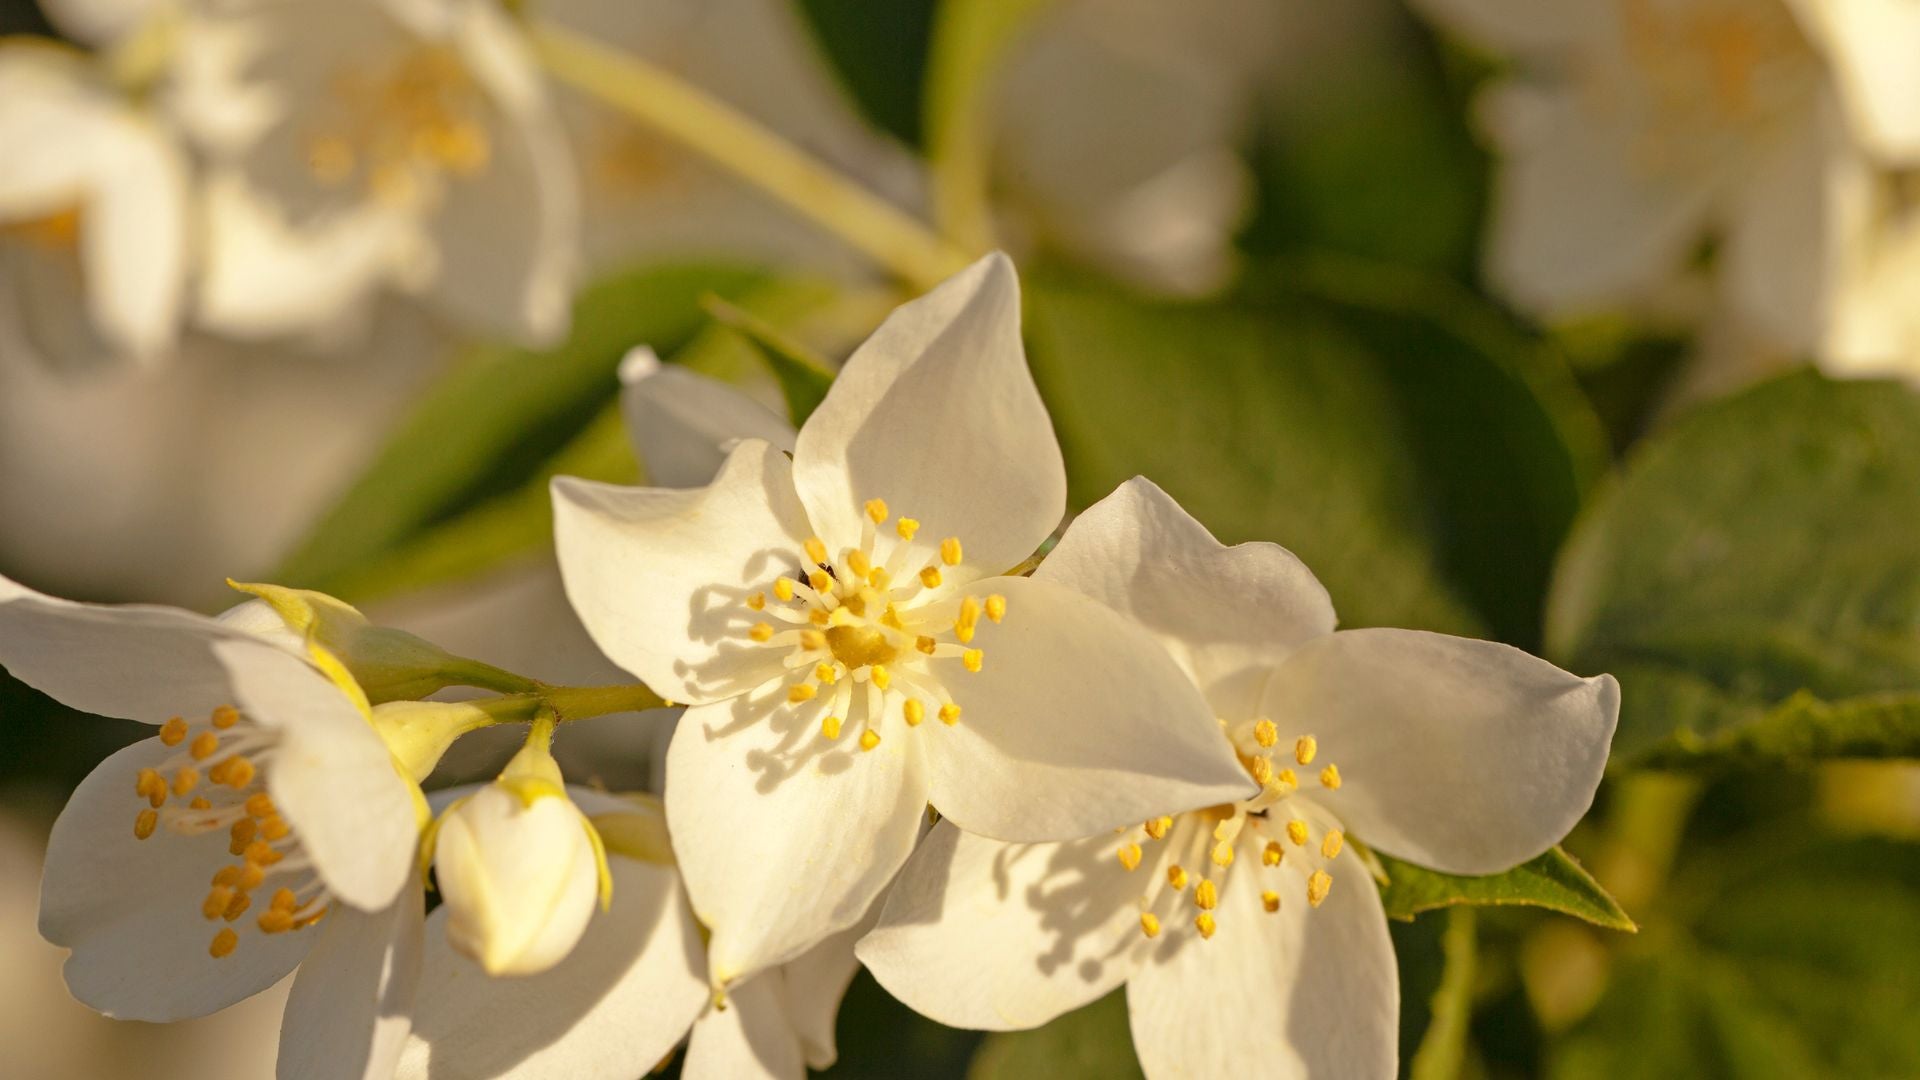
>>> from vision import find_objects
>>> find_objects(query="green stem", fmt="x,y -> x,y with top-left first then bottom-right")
469,682 -> 667,726
1409,908 -> 1479,1080
528,22 -> 972,291
441,656 -> 544,696
922,0 -> 1054,250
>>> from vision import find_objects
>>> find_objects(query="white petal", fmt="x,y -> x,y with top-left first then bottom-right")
1260,629 -> 1619,874
620,350 -> 799,489
394,857 -> 707,1080
277,879 -> 424,1080
779,912 -> 870,1069
1126,845 -> 1398,1079
683,974 -> 805,1080
1036,477 -> 1335,718
0,573 -> 260,724
551,440 -> 814,705
216,638 -> 417,911
39,739 -> 312,1021
666,697 -> 929,985
926,575 -> 1253,842
80,109 -> 189,362
790,252 -> 1066,581
434,785 -> 599,976
858,823 -> 1147,1031
1800,0 -> 1920,162
38,0 -> 161,46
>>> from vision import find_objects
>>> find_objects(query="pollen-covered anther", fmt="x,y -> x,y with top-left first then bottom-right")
1118,843 -> 1143,871
211,706 -> 240,730
955,597 -> 981,643
984,594 -> 1006,624
788,683 -> 818,705
1140,912 -> 1161,939
847,549 -> 872,578
903,699 -> 926,727
1262,890 -> 1281,913
209,928 -> 238,959
1253,719 -> 1277,748
1307,870 -> 1333,908
1211,839 -> 1235,868
865,498 -> 889,523
859,730 -> 881,752
748,622 -> 774,643
1263,841 -> 1283,866
1195,912 -> 1217,939
804,537 -> 829,565
918,566 -> 942,589
1286,819 -> 1309,847
1295,735 -> 1317,765
1193,878 -> 1218,911
940,537 -> 962,566
822,716 -> 843,740
1144,815 -> 1172,840
1166,864 -> 1189,891
134,809 -> 159,839
1319,763 -> 1342,789
962,649 -> 983,673
939,703 -> 962,726
1321,830 -> 1344,859
896,517 -> 920,541
160,717 -> 189,746
745,592 -> 766,611
1275,767 -> 1298,793
774,577 -> 797,602
1249,756 -> 1274,786
870,665 -> 891,691
190,731 -> 220,761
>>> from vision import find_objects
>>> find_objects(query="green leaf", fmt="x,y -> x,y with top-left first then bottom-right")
1549,833 -> 1920,1079
1377,847 -> 1635,932
699,292 -> 836,425
968,991 -> 1143,1080
796,0 -> 938,148
1546,370 -> 1920,765
274,261 -> 768,590
1029,269 -> 1524,636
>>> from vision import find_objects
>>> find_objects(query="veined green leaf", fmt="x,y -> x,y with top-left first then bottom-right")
1377,847 -> 1635,932
700,292 -> 837,425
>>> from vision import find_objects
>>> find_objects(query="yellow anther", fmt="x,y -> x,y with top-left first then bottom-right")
244,841 -> 282,867
1195,912 -> 1217,939
1295,735 -> 1317,765
870,665 -> 892,691
940,537 -> 963,565
915,635 -> 937,655
261,817 -> 291,843
904,699 -> 926,727
1275,768 -> 1298,792
897,517 -> 920,541
1211,840 -> 1235,867
190,731 -> 220,760
775,577 -> 797,602
209,928 -> 238,959
258,909 -> 294,935
1140,912 -> 1162,939
172,768 -> 198,796
211,705 -> 240,729
1286,819 -> 1309,847
847,550 -> 872,578
1194,879 -> 1218,911
1144,816 -> 1172,840
1307,870 -> 1333,908
134,809 -> 158,840
222,756 -> 256,789
962,649 -> 984,673
1167,864 -> 1189,891
938,703 -> 962,725
865,498 -> 889,524
1250,756 -> 1274,785
822,716 -> 843,740
800,629 -> 827,651
1320,763 -> 1342,790
1262,890 -> 1281,913
135,767 -> 163,799
748,622 -> 774,643
746,592 -> 766,611
246,793 -> 276,819
212,866 -> 241,889
1263,841 -> 1283,867
919,566 -> 943,589
160,717 -> 189,746
1321,830 -> 1344,859
1254,719 -> 1278,748
188,797 -> 210,811
230,818 -> 257,852
271,887 -> 298,911
868,567 -> 892,590
1118,843 -> 1143,871
203,887 -> 234,920
809,609 -> 832,627
237,863 -> 265,891
859,730 -> 881,752
804,537 -> 828,565
807,570 -> 831,592
788,683 -> 818,705
812,663 -> 836,685
984,594 -> 1007,623
223,890 -> 252,922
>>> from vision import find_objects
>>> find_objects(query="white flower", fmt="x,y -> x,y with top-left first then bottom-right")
1414,0 -> 1920,359
170,0 -> 577,346
552,253 -> 1252,985
395,788 -> 862,1080
0,42 -> 189,371
2,573 -> 421,1044
857,478 -> 1619,1078
430,734 -> 605,977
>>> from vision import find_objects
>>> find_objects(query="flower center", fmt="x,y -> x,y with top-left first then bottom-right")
1118,717 -> 1347,942
134,706 -> 329,960
737,498 -> 1000,752
302,45 -> 491,207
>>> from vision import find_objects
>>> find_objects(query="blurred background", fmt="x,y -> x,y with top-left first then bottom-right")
3,0 -> 1918,1076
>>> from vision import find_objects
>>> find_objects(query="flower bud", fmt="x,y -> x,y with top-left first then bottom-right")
433,779 -> 603,976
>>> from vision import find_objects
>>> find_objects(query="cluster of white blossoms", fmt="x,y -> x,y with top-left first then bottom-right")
1413,0 -> 1920,386
8,254 -> 1620,1078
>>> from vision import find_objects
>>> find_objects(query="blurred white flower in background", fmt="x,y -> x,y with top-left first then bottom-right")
1416,0 -> 1920,384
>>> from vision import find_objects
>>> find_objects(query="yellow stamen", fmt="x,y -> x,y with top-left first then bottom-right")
260,817 -> 291,842
172,768 -> 199,796
896,517 -> 920,541
804,537 -> 828,565
211,706 -> 240,729
209,928 -> 238,959
940,537 -> 963,565
1194,879 -> 1218,911
1118,843 -> 1143,871
962,649 -> 984,673
246,793 -> 276,819
1286,819 -> 1309,846
938,703 -> 962,725
190,731 -> 220,760
1275,768 -> 1298,792
847,549 -> 872,578
1211,840 -> 1235,867
919,566 -> 943,589
1140,912 -> 1161,938
749,622 -> 774,643
1295,735 -> 1317,765
904,699 -> 925,726
1308,870 -> 1333,907
1195,912 -> 1217,939
775,577 -> 797,602
788,683 -> 817,705
212,866 -> 241,889
230,819 -> 257,854
244,841 -> 281,867
1254,719 -> 1277,748
1263,841 -> 1283,867
203,887 -> 234,920
1167,864 -> 1188,891
1250,756 -> 1274,785
134,809 -> 158,840
1262,890 -> 1281,913
865,498 -> 889,524
916,635 -> 937,655
258,909 -> 294,935
955,596 -> 981,643
746,592 -> 766,611
1144,815 -> 1172,840
807,570 -> 831,592
800,629 -> 827,651
984,594 -> 1007,623
237,863 -> 266,890
815,663 -> 838,684
822,716 -> 843,740
189,796 -> 210,811
1321,830 -> 1344,859
223,890 -> 252,922
160,717 -> 189,746
870,665 -> 891,690
1320,763 -> 1342,789
222,756 -> 255,789
868,567 -> 892,590
859,730 -> 881,752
